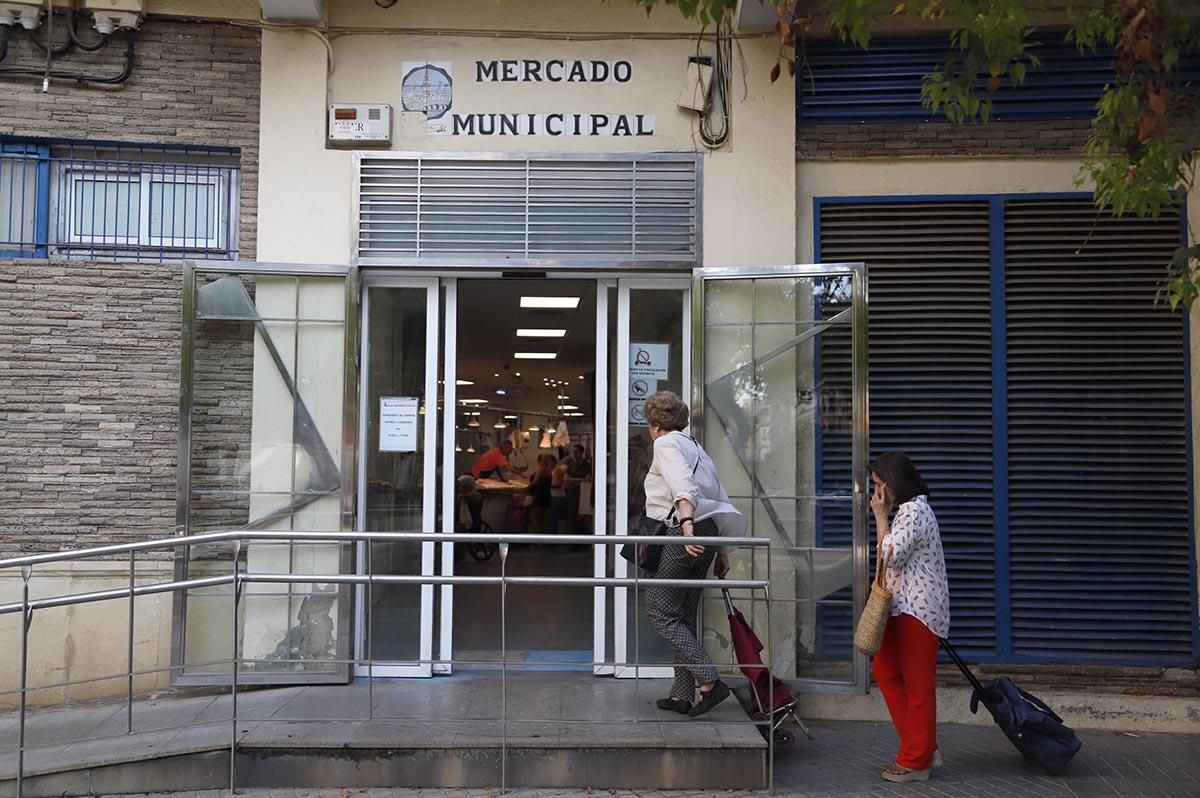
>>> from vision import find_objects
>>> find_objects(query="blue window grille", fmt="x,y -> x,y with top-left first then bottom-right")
0,136 -> 240,262
814,194 -> 1197,668
797,35 -> 1200,125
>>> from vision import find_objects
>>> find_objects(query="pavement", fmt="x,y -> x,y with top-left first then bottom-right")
76,719 -> 1200,798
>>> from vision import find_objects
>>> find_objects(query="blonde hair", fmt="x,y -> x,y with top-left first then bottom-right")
642,390 -> 689,432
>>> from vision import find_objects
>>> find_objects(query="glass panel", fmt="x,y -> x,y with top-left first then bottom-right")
183,271 -> 348,678
702,273 -> 857,684
363,286 -> 429,663
149,180 -> 216,243
73,176 -> 139,238
623,287 -> 686,669
0,150 -> 38,252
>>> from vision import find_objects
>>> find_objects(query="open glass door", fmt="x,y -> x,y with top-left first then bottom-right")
694,264 -> 869,693
174,262 -> 356,685
355,276 -> 440,677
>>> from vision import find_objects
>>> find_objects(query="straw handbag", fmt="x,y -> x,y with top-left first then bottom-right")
853,547 -> 893,655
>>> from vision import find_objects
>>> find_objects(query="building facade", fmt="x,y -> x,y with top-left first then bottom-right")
0,0 -> 1197,727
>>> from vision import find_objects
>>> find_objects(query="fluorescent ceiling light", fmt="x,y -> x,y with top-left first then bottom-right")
560,404 -> 578,411
461,399 -> 489,405
515,352 -> 557,360
456,379 -> 474,386
564,412 -> 585,417
516,328 -> 567,338
520,296 -> 580,309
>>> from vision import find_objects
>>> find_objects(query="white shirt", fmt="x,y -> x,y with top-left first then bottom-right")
881,495 -> 950,638
643,431 -> 746,537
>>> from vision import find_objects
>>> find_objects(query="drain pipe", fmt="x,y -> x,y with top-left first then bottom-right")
500,541 -> 509,793
42,0 -> 51,92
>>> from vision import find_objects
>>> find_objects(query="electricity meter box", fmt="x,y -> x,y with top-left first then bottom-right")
328,104 -> 392,146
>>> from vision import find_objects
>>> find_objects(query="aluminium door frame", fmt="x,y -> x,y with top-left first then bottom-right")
354,272 -> 442,678
612,276 -> 692,679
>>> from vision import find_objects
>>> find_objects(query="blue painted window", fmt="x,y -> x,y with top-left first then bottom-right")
815,195 -> 1197,667
0,136 -> 240,262
797,36 -> 1200,125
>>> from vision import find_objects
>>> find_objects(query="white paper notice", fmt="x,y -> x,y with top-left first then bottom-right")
379,396 -> 420,452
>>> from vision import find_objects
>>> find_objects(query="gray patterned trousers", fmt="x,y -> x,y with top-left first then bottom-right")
645,519 -> 719,700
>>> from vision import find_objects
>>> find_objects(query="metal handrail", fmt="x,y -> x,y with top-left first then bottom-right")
3,530 -> 778,796
0,529 -> 763,569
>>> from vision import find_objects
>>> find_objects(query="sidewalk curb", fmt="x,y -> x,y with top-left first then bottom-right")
796,686 -> 1200,733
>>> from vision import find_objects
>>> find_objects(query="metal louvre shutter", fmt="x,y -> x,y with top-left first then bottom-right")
1004,200 -> 1192,662
797,36 -> 1200,125
356,155 -> 698,265
818,202 -> 997,659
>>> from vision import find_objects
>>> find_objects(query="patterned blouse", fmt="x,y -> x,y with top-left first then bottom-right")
881,495 -> 950,638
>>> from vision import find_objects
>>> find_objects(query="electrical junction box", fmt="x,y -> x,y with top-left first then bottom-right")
328,104 -> 392,146
81,0 -> 145,32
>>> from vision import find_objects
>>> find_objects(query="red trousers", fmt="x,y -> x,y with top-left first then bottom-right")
872,613 -> 939,770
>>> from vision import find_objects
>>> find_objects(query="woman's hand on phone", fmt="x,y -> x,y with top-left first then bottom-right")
870,484 -> 893,519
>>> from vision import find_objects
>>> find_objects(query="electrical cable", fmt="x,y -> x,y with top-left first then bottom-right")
698,14 -> 733,149
66,8 -> 109,52
0,29 -> 135,84
28,4 -> 74,58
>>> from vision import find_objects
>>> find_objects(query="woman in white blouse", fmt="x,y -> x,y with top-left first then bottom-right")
870,451 -> 950,783
641,391 -> 746,718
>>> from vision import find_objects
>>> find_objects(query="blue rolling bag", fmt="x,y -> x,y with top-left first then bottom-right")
941,638 -> 1084,775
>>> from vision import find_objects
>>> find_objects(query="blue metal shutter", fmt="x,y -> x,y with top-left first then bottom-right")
1004,199 -> 1194,663
797,36 -> 1200,125
817,201 -> 997,659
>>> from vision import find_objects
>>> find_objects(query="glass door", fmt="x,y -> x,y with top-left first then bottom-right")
610,278 -> 692,678
694,264 -> 869,693
174,262 -> 356,685
355,276 -> 440,677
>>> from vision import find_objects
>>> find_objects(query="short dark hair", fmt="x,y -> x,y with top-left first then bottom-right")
500,440 -> 513,451
870,452 -> 929,505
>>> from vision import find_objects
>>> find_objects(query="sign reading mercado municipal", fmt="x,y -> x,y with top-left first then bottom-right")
401,60 -> 656,137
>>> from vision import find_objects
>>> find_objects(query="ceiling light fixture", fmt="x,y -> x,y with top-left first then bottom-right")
456,379 -> 474,386
520,296 -> 580,309
515,352 -> 557,360
516,328 -> 567,338
467,419 -> 480,428
461,399 -> 489,405
560,404 -> 578,411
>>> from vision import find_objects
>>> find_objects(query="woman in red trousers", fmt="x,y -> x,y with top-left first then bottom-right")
870,452 -> 950,783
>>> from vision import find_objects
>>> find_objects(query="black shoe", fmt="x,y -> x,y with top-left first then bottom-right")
688,681 -> 731,717
656,697 -> 692,714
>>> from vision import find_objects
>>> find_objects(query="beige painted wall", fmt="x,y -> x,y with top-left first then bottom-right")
0,563 -> 174,709
256,0 -> 796,266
